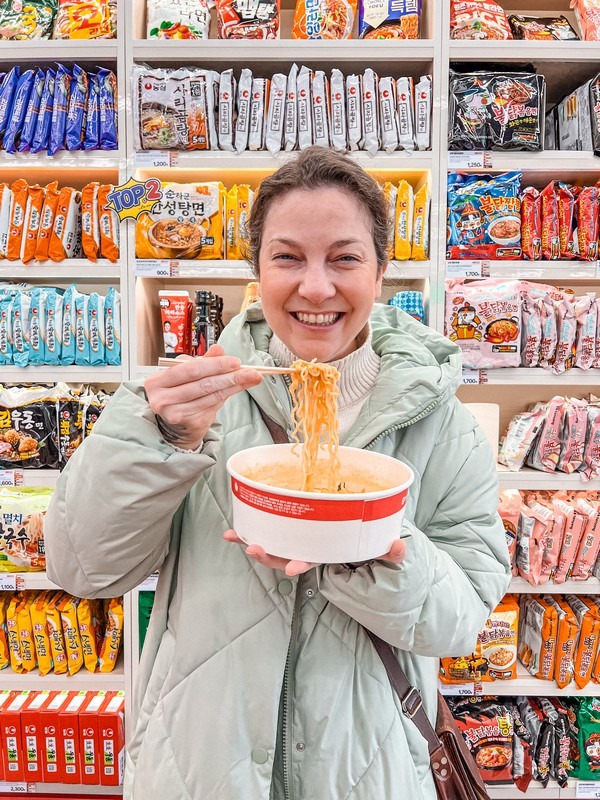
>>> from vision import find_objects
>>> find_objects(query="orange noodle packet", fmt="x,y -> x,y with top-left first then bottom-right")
34,180 -> 60,261
81,182 -> 100,262
77,598 -> 103,673
58,594 -> 83,675
0,594 -> 9,669
6,178 -> 29,261
16,593 -> 36,672
6,594 -> 23,672
292,0 -> 357,38
98,597 -> 123,672
21,184 -> 45,264
518,595 -> 558,681
30,591 -> 52,676
46,591 -> 68,675
567,595 -> 600,689
541,595 -> 577,689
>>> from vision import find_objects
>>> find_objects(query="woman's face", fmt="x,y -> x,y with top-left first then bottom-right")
258,187 -> 384,362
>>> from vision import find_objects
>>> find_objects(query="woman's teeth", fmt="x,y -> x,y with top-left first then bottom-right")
294,312 -> 341,326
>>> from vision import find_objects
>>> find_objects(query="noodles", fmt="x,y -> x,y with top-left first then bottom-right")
289,359 -> 341,493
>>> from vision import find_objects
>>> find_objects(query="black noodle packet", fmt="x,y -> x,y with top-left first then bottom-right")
508,14 -> 579,40
448,70 -> 546,151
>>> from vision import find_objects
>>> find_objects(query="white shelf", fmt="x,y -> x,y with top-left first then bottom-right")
0,366 -> 123,382
487,782 -> 563,800
132,38 -> 436,64
0,262 -> 120,281
449,39 -> 600,63
0,39 -> 118,61
0,662 -> 125,691
0,150 -> 120,170
510,577 -> 600,594
497,466 -> 600,491
133,149 -> 434,172
482,368 -> 600,385
0,783 -> 122,796
447,150 -> 600,174
473,261 -> 598,281
446,663 -> 600,697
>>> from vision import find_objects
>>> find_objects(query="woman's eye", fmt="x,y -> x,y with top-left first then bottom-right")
273,254 -> 297,261
335,255 -> 360,263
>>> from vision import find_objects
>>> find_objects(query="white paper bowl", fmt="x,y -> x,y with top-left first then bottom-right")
226,444 -> 414,563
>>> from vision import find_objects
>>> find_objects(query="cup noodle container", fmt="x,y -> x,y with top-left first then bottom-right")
227,444 -> 414,563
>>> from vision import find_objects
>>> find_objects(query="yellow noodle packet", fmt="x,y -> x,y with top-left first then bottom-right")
98,597 -> 124,673
237,184 -> 254,255
225,185 -> 239,260
6,594 -> 23,672
17,594 -> 36,672
58,595 -> 83,676
77,598 -> 101,673
381,182 -> 397,260
394,180 -> 413,261
46,592 -> 68,675
411,182 -> 430,261
0,594 -> 10,669
30,592 -> 52,676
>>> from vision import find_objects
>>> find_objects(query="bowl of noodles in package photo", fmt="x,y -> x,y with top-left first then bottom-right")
226,361 -> 414,563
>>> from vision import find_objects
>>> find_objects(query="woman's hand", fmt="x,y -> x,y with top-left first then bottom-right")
145,345 -> 262,451
223,530 -> 406,576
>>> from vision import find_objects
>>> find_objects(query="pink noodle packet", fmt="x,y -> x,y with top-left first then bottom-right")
516,503 -> 548,586
521,293 -> 543,367
540,499 -> 567,584
498,406 -> 546,471
499,490 -> 522,576
593,298 -> 600,369
571,499 -> 600,581
575,294 -> 597,370
581,406 -> 600,481
527,397 -> 566,473
539,294 -> 558,370
552,296 -> 577,375
553,500 -> 588,583
558,398 -> 589,474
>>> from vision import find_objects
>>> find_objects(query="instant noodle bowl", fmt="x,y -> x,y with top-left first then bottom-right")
227,444 -> 413,563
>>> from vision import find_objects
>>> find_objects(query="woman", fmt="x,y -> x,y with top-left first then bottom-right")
45,147 -> 510,800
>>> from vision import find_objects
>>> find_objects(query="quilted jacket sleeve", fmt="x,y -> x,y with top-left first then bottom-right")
316,405 -> 510,657
44,381 -> 220,598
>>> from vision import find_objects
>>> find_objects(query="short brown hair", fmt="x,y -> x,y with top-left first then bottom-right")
246,147 -> 390,276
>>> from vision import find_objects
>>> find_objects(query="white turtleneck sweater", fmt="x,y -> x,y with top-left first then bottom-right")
269,328 -> 381,441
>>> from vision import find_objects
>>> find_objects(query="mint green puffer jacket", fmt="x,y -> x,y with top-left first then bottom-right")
45,303 -> 510,800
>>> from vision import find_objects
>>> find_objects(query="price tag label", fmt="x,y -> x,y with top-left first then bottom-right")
169,152 -> 179,168
595,261 -> 600,279
461,369 -> 481,385
439,682 -> 475,697
577,781 -> 600,798
0,470 -> 23,487
0,783 -> 29,793
0,575 -> 17,592
448,151 -> 493,170
135,151 -> 171,169
446,260 -> 486,278
135,260 -> 179,278
138,573 -> 158,591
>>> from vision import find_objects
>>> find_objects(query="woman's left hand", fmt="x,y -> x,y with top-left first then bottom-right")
223,530 -> 406,576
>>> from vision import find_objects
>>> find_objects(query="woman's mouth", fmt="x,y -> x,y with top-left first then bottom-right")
292,312 -> 343,327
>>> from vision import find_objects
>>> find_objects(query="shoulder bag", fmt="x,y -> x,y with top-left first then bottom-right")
256,408 -> 490,800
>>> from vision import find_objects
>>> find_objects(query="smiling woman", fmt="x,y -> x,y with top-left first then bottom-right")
44,146 -> 510,800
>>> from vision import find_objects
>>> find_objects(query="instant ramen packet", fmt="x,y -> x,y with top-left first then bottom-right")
35,180 -> 60,261
0,1 -> 57,39
65,62 -> 88,150
217,0 -> 279,38
21,183 -> 45,265
48,186 -> 82,261
98,597 -> 123,672
292,0 -> 355,38
346,73 -> 362,150
97,67 -> 117,150
104,286 -> 121,365
0,595 -> 9,670
3,68 -> 35,154
0,66 -> 19,140
542,595 -> 577,688
98,184 -> 120,263
453,700 -> 515,785
359,0 -> 420,39
448,70 -> 545,152
147,0 -> 210,39
297,66 -> 312,150
77,598 -> 103,672
83,72 -> 99,149
58,595 -> 83,675
30,67 -> 55,154
330,68 -> 346,151
6,594 -> 22,671
52,0 -> 116,39
0,385 -> 60,469
450,0 -> 512,39
16,593 -> 36,672
568,595 -> 600,689
218,69 -> 236,152
46,591 -> 67,674
411,182 -> 429,260
234,68 -> 252,153
518,595 -> 558,681
30,591 -> 52,675
508,14 -> 579,40
81,182 -> 100,261
18,67 -> 45,152
0,487 -> 51,571
311,71 -> 330,149
48,63 -> 71,156
394,180 -> 413,261
284,63 -> 298,151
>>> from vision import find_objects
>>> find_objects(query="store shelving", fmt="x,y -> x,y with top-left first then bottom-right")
442,662 -> 600,698
0,663 -> 125,692
0,263 -> 121,282
497,465 -> 600,491
0,783 -> 123,795
0,39 -> 119,61
0,366 -> 124,383
509,577 -> 600,594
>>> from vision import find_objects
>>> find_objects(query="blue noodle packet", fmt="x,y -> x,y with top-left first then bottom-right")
61,284 -> 77,365
84,73 -> 100,150
0,294 -> 12,365
31,68 -> 55,154
65,64 -> 88,151
104,287 -> 121,365
10,291 -> 30,368
18,68 -> 45,152
48,63 -> 72,156
74,290 -> 90,366
44,288 -> 63,365
28,287 -> 46,365
97,67 -> 117,150
3,69 -> 35,154
88,292 -> 106,365
0,66 -> 20,142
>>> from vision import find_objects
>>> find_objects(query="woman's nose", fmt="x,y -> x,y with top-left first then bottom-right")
298,262 -> 336,303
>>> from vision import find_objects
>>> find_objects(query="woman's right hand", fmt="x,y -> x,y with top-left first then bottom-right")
145,344 -> 262,451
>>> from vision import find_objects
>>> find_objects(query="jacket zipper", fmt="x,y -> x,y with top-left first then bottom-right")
364,396 -> 444,450
282,575 -> 303,800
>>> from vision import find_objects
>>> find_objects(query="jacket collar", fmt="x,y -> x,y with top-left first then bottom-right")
219,302 -> 463,447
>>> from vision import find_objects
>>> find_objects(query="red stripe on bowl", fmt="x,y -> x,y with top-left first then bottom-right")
231,479 -> 408,522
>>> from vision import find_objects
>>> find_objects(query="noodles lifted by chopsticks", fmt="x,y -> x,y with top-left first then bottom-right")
289,360 -> 341,493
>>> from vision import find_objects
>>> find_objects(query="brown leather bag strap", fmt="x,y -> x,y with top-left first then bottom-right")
255,406 -> 444,758
257,407 -> 290,444
364,629 -> 444,759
